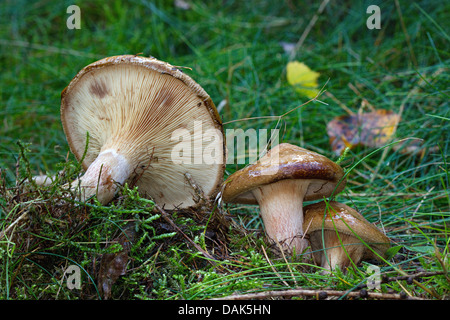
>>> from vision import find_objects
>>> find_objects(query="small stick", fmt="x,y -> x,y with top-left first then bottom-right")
184,172 -> 206,203
289,0 -> 330,60
153,203 -> 217,266
213,288 -> 423,300
130,147 -> 155,187
261,245 -> 290,287
0,211 -> 28,240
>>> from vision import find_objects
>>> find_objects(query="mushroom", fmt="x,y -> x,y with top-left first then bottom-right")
32,174 -> 55,186
303,201 -> 390,271
222,143 -> 346,254
60,55 -> 225,209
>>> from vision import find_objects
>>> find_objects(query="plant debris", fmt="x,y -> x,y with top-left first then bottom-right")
97,222 -> 137,300
327,109 -> 401,155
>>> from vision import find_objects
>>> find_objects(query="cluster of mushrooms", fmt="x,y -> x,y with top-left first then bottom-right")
222,143 -> 390,271
37,55 -> 390,272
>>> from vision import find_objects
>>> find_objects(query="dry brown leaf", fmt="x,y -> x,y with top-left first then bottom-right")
327,109 -> 401,155
97,223 -> 136,300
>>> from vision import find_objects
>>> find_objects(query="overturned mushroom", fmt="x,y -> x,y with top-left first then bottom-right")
60,55 -> 225,209
303,201 -> 390,271
222,143 -> 346,254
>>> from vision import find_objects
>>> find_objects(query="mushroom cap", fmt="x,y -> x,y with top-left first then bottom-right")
222,143 -> 346,204
61,55 -> 225,209
303,201 -> 390,258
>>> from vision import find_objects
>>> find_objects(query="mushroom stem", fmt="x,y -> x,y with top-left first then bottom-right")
309,231 -> 366,271
32,174 -> 55,186
252,179 -> 311,254
70,149 -> 132,204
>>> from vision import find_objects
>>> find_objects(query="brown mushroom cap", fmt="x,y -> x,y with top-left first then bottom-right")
222,143 -> 346,204
303,201 -> 390,260
61,55 -> 225,209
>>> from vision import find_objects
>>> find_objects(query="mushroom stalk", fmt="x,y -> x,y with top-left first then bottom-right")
309,231 -> 366,270
252,179 -> 311,253
303,201 -> 391,272
70,149 -> 132,204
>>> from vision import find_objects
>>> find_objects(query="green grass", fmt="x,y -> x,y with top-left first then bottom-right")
0,0 -> 449,300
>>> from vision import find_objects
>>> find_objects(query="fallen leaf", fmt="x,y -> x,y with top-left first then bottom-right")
327,109 -> 401,155
286,61 -> 320,99
97,223 -> 136,300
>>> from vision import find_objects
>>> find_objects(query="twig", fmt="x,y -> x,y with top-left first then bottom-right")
348,83 -> 376,111
184,172 -> 206,203
394,0 -> 417,67
214,271 -> 446,300
412,186 -> 435,216
153,203 -> 217,266
0,211 -> 28,240
371,271 -> 446,288
130,147 -> 155,188
261,245 -> 290,287
0,199 -> 41,240
277,244 -> 298,287
289,0 -> 330,60
376,271 -> 444,300
213,288 -> 423,300
324,91 -> 354,116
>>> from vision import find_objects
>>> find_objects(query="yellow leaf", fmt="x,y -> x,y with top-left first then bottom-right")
286,61 -> 320,98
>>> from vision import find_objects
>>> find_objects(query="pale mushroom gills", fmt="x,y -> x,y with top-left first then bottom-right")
61,55 -> 225,209
222,143 -> 346,254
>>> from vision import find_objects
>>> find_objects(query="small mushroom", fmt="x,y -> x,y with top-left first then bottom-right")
303,201 -> 390,271
222,143 -> 346,254
60,55 -> 225,209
